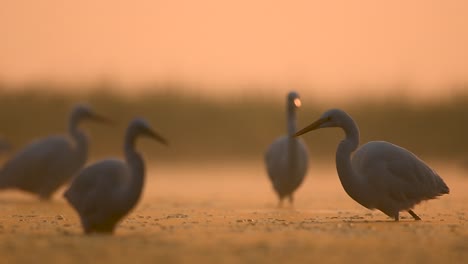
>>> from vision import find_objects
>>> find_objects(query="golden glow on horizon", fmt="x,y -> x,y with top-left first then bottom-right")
1,1 -> 468,100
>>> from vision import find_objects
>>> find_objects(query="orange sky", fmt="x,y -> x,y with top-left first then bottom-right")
1,0 -> 468,100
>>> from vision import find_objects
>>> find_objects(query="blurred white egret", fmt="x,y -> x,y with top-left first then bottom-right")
0,104 -> 109,199
295,109 -> 449,220
264,91 -> 309,206
64,118 -> 167,234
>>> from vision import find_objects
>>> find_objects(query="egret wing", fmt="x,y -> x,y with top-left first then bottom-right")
66,159 -> 129,214
0,136 -> 73,189
354,141 -> 446,210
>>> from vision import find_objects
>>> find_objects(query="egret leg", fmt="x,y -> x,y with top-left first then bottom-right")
408,210 -> 422,221
277,198 -> 284,208
288,195 -> 294,206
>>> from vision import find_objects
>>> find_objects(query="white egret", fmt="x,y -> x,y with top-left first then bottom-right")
295,109 -> 449,221
64,118 -> 167,234
0,104 -> 109,199
265,91 -> 309,206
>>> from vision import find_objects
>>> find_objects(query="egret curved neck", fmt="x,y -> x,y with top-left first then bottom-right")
121,133 -> 145,210
287,103 -> 297,137
335,119 -> 368,203
68,117 -> 88,167
286,103 -> 300,173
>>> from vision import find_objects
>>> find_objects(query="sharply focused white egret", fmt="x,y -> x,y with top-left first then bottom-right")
295,109 -> 449,221
265,91 -> 309,206
64,118 -> 167,234
0,104 -> 109,199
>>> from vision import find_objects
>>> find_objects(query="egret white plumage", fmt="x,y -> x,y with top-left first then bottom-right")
264,91 -> 309,206
0,104 -> 109,199
64,118 -> 167,234
295,109 -> 449,221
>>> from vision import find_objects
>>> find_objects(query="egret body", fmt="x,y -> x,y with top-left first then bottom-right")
265,91 -> 309,206
295,109 -> 449,220
0,105 -> 108,199
64,118 -> 167,234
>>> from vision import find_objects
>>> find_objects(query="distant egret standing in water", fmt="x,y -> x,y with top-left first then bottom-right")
64,118 -> 167,234
0,104 -> 109,199
295,109 -> 449,221
265,91 -> 309,206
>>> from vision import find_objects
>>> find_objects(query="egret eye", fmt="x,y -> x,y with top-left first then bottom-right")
294,98 -> 302,107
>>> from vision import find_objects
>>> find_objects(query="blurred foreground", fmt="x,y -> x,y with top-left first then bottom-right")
0,86 -> 467,167
0,163 -> 466,263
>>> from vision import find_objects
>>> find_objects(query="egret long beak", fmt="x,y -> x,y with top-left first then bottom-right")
89,112 -> 113,124
294,117 -> 328,137
147,129 -> 169,146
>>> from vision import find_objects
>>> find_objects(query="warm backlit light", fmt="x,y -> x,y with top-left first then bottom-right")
294,98 -> 302,107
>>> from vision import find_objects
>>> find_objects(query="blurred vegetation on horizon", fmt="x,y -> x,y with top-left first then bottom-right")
0,83 -> 467,167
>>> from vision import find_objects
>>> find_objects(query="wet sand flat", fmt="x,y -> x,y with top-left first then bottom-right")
0,163 -> 467,263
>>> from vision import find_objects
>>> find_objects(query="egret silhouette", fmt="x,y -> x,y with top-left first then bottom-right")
0,104 -> 109,199
265,91 -> 309,206
64,118 -> 167,234
295,109 -> 449,221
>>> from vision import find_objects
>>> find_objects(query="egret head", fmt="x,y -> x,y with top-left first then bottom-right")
72,104 -> 111,124
130,118 -> 168,146
287,91 -> 302,109
295,109 -> 352,136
